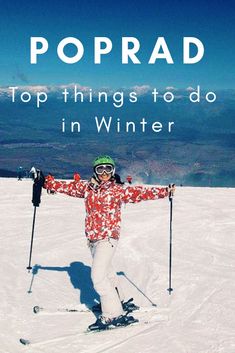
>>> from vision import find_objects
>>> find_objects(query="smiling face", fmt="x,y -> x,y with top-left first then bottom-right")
97,171 -> 112,182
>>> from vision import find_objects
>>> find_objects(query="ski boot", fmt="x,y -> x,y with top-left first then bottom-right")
122,298 -> 140,313
91,298 -> 139,314
87,313 -> 138,332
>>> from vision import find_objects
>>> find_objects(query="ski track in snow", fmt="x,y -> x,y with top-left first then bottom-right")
1,178 -> 235,353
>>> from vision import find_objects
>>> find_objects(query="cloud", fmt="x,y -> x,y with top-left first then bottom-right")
16,85 -> 50,93
0,83 -> 152,99
0,83 -> 92,98
131,85 -> 151,95
0,84 -> 233,101
53,83 -> 91,92
165,86 -> 177,91
186,86 -> 195,91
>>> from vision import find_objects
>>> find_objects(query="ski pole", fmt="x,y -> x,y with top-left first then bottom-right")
167,184 -> 175,295
27,265 -> 40,293
27,170 -> 44,271
117,271 -> 157,306
27,206 -> 37,271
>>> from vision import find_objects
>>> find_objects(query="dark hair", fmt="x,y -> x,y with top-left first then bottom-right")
114,173 -> 124,185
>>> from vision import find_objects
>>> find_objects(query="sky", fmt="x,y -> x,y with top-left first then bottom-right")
0,0 -> 235,89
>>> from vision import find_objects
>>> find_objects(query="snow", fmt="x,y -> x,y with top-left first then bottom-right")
1,178 -> 235,353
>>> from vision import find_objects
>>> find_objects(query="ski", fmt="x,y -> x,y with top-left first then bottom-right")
85,310 -> 165,333
86,317 -> 139,333
19,331 -> 84,346
33,298 -> 154,315
33,304 -> 90,314
19,311 -> 166,345
32,304 -> 157,315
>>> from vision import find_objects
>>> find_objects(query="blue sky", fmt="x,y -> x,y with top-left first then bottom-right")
0,0 -> 234,89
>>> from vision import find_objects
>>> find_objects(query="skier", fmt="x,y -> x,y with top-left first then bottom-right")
41,155 -> 175,331
17,166 -> 23,181
126,175 -> 133,184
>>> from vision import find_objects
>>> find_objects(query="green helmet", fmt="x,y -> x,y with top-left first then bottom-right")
93,155 -> 115,168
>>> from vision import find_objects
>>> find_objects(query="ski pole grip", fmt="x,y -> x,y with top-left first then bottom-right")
32,171 -> 45,207
168,184 -> 175,201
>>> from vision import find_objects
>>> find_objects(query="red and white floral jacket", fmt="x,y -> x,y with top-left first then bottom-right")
44,177 -> 168,242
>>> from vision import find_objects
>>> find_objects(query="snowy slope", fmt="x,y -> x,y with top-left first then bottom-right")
0,178 -> 235,353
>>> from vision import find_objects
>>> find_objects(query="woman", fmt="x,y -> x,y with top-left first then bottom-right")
44,155 -> 174,331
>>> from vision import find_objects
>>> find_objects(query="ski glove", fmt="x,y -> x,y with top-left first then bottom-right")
74,173 -> 81,182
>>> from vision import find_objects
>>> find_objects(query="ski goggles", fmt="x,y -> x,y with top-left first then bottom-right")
95,164 -> 114,175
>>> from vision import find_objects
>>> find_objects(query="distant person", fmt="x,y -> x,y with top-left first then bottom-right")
126,175 -> 132,184
36,155 -> 175,332
17,166 -> 23,181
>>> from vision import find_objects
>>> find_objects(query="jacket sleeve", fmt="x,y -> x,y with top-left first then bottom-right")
121,185 -> 168,203
44,176 -> 87,198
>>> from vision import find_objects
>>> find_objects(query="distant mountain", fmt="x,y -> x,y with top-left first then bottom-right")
0,89 -> 234,186
0,169 -> 17,177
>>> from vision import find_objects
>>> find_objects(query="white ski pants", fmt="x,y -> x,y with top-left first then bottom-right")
90,238 -> 124,319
